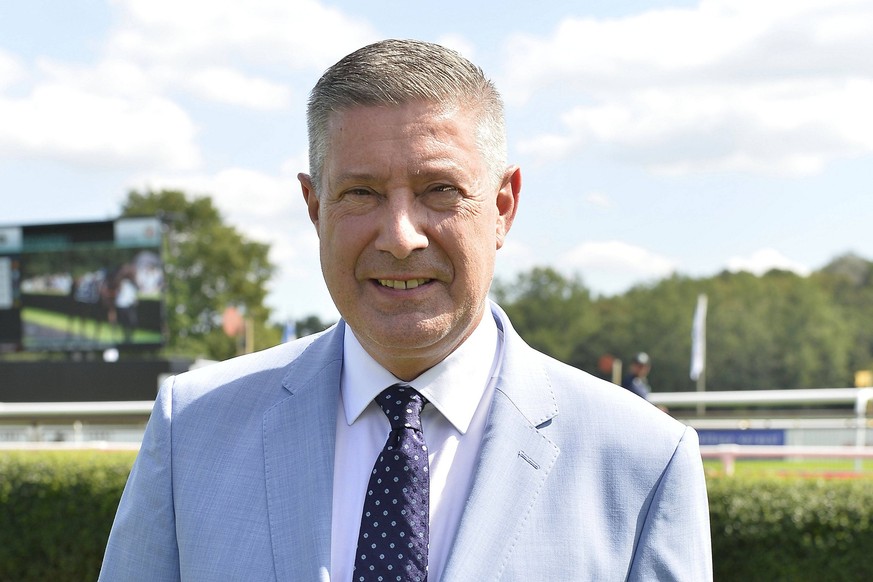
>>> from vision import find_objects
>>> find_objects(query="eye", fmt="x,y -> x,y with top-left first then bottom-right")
345,187 -> 375,197
424,184 -> 462,202
337,187 -> 382,202
431,184 -> 460,194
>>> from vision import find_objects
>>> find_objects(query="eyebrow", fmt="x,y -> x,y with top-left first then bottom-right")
329,159 -> 470,189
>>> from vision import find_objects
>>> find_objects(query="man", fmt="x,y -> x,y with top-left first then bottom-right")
99,39 -> 712,581
622,352 -> 653,400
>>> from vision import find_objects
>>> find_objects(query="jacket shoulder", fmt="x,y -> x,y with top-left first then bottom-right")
166,324 -> 342,411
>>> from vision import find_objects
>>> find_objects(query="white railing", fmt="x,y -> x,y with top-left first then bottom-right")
2,388 -> 873,459
2,388 -> 868,420
649,387 -> 873,412
0,401 -> 153,445
0,400 -> 154,419
651,387 -> 873,451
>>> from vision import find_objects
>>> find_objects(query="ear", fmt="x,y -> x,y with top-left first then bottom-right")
298,173 -> 320,232
495,166 -> 521,250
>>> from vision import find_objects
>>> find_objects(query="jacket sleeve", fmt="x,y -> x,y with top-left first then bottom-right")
628,426 -> 713,581
98,379 -> 181,581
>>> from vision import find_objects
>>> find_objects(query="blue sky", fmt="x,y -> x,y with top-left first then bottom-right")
2,0 -> 872,323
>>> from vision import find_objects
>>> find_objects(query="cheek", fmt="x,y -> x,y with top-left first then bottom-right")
322,212 -> 368,250
319,222 -> 355,276
447,233 -> 497,287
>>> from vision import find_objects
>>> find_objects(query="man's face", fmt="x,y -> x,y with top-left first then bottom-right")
299,101 -> 520,379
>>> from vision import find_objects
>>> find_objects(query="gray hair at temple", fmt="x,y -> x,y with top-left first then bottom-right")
305,39 -> 508,194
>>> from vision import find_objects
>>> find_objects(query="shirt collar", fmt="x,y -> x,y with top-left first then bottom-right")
341,310 -> 499,434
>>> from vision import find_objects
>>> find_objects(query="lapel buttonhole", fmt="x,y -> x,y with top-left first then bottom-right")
517,450 -> 540,470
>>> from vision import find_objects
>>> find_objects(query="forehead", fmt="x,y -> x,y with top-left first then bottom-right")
326,101 -> 473,140
322,102 -> 485,175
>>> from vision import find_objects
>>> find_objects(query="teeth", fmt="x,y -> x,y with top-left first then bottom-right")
378,278 -> 429,290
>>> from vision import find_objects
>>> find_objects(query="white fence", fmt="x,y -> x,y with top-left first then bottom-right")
0,400 -> 152,444
4,388 -> 873,473
650,388 -> 873,440
0,400 -> 155,419
652,387 -> 873,473
650,387 -> 873,416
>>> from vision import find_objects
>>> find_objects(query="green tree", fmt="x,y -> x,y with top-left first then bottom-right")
121,189 -> 277,359
818,254 -> 873,379
494,263 -> 865,393
491,267 -> 596,365
705,270 -> 853,390
615,276 -> 703,391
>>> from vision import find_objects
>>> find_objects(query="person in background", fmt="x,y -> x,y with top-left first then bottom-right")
98,39 -> 712,581
114,265 -> 139,343
622,351 -> 653,400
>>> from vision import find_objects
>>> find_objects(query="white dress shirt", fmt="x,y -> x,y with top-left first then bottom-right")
330,309 -> 503,581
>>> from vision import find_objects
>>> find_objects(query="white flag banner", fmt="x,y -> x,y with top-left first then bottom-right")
690,294 -> 708,381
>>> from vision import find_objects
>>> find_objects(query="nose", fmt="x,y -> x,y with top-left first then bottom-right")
374,196 -> 429,259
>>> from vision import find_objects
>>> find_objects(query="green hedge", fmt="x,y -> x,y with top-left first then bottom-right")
4,452 -> 873,581
708,475 -> 873,581
0,450 -> 135,581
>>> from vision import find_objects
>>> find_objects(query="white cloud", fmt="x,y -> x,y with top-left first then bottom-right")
110,0 -> 379,71
556,240 -> 678,294
0,83 -> 200,170
494,238 -> 538,279
585,191 -> 612,209
35,58 -> 154,98
727,248 -> 811,276
280,151 -> 310,177
494,238 -> 678,294
0,0 -> 380,171
515,132 -> 577,162
562,240 -> 677,276
0,49 -> 24,89
36,58 -> 293,111
182,67 -> 292,110
0,0 -> 382,170
101,0 -> 381,111
504,0 -> 873,176
130,166 -> 301,244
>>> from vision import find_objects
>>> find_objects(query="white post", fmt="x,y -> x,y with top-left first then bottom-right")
612,359 -> 623,386
854,388 -> 873,472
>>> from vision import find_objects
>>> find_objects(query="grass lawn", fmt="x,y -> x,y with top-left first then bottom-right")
22,307 -> 162,344
704,457 -> 873,479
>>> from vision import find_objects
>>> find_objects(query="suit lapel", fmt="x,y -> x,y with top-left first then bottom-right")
440,306 -> 560,581
263,324 -> 344,581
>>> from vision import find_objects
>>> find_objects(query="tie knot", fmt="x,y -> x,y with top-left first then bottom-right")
376,383 -> 426,431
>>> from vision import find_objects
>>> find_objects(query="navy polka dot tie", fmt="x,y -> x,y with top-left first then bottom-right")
354,383 -> 429,582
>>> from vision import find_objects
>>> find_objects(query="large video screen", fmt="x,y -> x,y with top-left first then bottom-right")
0,217 -> 165,352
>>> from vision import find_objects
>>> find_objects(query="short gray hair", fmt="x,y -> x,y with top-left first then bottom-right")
306,39 -> 507,193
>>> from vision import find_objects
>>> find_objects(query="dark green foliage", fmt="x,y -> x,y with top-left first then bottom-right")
492,254 -> 873,391
492,267 -> 596,364
0,451 -> 135,581
293,314 -> 334,337
708,476 -> 873,581
4,452 -> 873,580
121,189 -> 278,359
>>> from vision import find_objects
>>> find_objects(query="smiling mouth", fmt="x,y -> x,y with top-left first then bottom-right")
377,278 -> 431,290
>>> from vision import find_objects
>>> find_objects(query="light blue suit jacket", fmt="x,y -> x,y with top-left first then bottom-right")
99,304 -> 712,581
